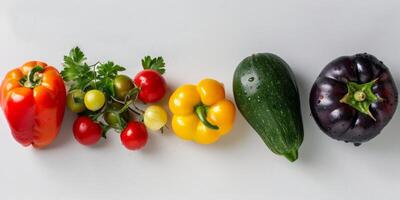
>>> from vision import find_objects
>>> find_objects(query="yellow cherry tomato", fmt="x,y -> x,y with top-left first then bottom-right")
144,105 -> 168,131
169,78 -> 236,144
84,89 -> 105,111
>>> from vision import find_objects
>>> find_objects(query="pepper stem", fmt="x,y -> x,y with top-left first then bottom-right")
195,104 -> 219,130
21,66 -> 44,88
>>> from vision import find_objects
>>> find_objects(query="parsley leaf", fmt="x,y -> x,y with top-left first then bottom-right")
141,56 -> 166,74
61,47 -> 127,98
96,61 -> 126,97
61,47 -> 94,91
97,61 -> 126,79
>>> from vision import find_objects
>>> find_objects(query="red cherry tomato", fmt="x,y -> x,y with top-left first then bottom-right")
134,69 -> 166,103
73,116 -> 102,145
120,121 -> 148,150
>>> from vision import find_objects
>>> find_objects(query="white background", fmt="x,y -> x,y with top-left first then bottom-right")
0,0 -> 399,199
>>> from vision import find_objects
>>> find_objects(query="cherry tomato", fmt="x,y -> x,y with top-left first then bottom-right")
73,116 -> 102,145
66,89 -> 86,113
104,102 -> 130,129
133,70 -> 166,103
114,74 -> 135,100
84,89 -> 106,111
144,105 -> 168,131
120,121 -> 148,150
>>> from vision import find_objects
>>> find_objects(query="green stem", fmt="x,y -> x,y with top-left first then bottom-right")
22,66 -> 44,88
110,96 -> 142,115
100,122 -> 111,138
133,104 -> 145,114
340,79 -> 380,120
112,110 -> 126,131
93,63 -> 97,89
195,104 -> 219,130
118,100 -> 133,114
354,91 -> 366,102
283,150 -> 298,162
91,100 -> 108,121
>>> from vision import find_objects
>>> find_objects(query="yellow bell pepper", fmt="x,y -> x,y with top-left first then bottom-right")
169,78 -> 236,144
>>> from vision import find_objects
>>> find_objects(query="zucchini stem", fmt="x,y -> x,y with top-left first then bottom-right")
283,150 -> 298,162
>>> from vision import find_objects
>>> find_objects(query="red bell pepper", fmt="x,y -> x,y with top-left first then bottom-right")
0,61 -> 66,148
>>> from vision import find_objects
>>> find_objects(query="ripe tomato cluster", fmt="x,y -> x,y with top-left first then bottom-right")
62,47 -> 168,150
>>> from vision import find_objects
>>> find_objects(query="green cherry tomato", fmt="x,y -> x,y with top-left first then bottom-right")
144,105 -> 168,131
84,89 -> 106,111
66,89 -> 86,113
104,102 -> 130,129
104,111 -> 120,129
114,74 -> 135,100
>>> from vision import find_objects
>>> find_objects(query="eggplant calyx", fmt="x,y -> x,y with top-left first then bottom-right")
340,79 -> 381,120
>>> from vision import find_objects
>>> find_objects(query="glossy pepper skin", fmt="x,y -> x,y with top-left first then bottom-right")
310,53 -> 398,145
169,79 -> 236,144
0,61 -> 66,148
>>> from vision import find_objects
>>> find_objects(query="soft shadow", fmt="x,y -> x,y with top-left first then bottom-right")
89,137 -> 108,149
139,133 -> 162,155
292,67 -> 324,165
357,75 -> 400,180
210,112 -> 252,149
132,81 -> 175,155
366,74 -> 400,151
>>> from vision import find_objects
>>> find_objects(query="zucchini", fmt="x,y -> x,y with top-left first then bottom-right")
233,53 -> 304,162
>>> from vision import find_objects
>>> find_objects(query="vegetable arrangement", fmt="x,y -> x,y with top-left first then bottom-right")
310,53 -> 398,145
233,53 -> 304,162
61,47 -> 168,150
0,46 -> 398,163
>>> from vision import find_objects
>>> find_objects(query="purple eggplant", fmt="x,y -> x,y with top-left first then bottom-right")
310,53 -> 398,146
